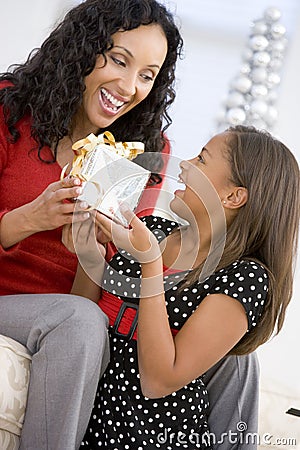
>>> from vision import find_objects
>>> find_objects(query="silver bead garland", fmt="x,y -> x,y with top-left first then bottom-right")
215,7 -> 287,132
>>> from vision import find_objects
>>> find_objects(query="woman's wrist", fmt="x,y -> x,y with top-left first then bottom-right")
0,203 -> 38,248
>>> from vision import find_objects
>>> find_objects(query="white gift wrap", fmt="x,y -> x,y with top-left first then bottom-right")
78,143 -> 150,226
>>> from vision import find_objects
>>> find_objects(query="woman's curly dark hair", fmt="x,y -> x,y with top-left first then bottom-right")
0,0 -> 183,172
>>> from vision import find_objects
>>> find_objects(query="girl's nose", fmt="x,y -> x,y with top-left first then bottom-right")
179,159 -> 190,170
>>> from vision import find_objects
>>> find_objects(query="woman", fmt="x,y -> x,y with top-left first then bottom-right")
66,125 -> 299,449
0,0 -> 182,448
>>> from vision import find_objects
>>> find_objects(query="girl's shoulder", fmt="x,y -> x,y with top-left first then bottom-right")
203,259 -> 269,331
205,259 -> 269,294
218,259 -> 268,280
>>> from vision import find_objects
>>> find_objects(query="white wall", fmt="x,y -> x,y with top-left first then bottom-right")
0,1 -> 299,393
0,0 -> 76,72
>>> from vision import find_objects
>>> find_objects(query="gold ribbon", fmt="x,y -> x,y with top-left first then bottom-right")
60,131 -> 144,181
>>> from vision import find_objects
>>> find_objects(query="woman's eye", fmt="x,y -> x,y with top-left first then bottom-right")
197,154 -> 205,163
111,56 -> 126,67
140,73 -> 154,82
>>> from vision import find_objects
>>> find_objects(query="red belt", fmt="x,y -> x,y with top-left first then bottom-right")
98,290 -> 179,341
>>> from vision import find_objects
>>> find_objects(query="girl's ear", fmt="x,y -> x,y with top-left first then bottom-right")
223,187 -> 248,210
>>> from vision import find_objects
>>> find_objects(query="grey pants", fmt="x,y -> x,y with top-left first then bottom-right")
205,353 -> 259,449
0,294 -> 110,450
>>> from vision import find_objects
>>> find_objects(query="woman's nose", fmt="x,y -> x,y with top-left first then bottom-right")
118,70 -> 137,97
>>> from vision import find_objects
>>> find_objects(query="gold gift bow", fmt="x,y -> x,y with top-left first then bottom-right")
60,131 -> 145,211
60,131 -> 145,181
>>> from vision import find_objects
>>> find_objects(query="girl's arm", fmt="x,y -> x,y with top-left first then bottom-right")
96,210 -> 248,398
138,259 -> 247,398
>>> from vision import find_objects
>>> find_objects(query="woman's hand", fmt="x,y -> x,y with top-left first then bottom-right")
25,176 -> 90,233
62,212 -> 107,285
0,176 -> 92,249
95,206 -> 161,264
62,212 -> 106,262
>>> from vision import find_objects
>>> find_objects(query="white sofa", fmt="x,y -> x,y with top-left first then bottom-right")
0,335 -> 31,450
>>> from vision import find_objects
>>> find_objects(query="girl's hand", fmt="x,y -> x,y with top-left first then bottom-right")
24,176 -> 90,233
95,206 -> 161,264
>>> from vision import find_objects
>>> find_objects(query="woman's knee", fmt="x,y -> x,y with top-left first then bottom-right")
57,295 -> 109,346
67,295 -> 109,329
29,294 -> 109,354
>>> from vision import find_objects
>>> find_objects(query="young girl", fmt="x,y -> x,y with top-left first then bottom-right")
67,124 -> 299,449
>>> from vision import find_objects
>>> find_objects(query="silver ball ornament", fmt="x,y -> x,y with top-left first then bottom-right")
251,20 -> 268,35
231,76 -> 252,94
226,91 -> 246,108
267,72 -> 281,87
249,35 -> 269,51
269,58 -> 283,71
253,51 -> 271,67
264,7 -> 281,23
271,39 -> 287,53
250,100 -> 268,116
226,108 -> 246,125
271,23 -> 286,39
240,63 -> 251,75
251,84 -> 268,98
251,67 -> 268,83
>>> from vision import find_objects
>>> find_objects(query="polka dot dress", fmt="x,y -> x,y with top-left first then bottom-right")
81,216 -> 268,449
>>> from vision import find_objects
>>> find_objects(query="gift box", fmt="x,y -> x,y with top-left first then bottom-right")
62,131 -> 150,226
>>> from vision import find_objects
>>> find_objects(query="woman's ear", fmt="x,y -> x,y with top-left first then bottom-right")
223,187 -> 248,210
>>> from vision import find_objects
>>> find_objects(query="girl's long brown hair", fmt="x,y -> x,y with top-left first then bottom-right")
184,125 -> 300,355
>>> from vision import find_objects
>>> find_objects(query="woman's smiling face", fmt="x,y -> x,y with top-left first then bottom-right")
77,24 -> 168,135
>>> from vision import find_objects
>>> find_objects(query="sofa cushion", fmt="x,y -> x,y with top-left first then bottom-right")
0,429 -> 20,450
0,335 -> 31,437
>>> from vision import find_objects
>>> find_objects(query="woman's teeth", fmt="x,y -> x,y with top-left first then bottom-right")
101,88 -> 125,111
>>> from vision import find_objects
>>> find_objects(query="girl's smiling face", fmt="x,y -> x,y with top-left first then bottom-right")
171,132 -> 238,223
76,24 -> 168,135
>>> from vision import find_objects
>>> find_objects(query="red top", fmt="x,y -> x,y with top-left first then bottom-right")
0,86 -> 170,295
